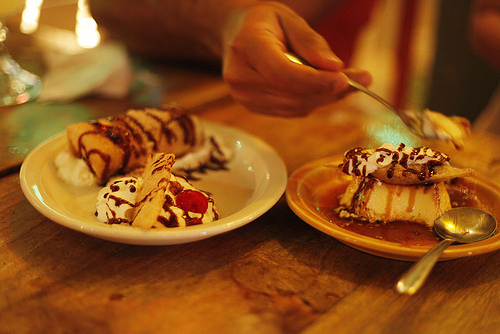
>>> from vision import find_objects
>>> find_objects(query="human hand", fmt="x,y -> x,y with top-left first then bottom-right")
221,2 -> 372,117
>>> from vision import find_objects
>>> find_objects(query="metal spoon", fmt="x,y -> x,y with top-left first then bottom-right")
396,207 -> 497,295
283,52 -> 469,148
284,52 -> 405,117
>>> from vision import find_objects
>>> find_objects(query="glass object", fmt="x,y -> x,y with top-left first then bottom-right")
0,0 -> 41,106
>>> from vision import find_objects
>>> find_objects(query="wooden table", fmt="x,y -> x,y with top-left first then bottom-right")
2,11 -> 500,334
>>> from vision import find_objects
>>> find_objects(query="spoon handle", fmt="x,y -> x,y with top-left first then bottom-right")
396,238 -> 454,295
345,78 -> 400,116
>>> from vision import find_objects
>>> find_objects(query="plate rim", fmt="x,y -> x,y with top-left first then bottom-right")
286,155 -> 500,261
20,120 -> 287,245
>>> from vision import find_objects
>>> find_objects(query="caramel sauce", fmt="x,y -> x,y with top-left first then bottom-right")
317,178 -> 488,246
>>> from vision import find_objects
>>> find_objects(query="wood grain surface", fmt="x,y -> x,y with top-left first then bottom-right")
2,94 -> 500,333
2,7 -> 500,333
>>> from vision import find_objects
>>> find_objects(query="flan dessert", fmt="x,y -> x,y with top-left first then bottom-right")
337,143 -> 475,226
95,153 -> 218,228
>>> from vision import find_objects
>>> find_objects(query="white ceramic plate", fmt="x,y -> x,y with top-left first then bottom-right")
20,121 -> 287,245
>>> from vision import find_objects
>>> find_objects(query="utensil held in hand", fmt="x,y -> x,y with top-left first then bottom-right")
283,52 -> 470,148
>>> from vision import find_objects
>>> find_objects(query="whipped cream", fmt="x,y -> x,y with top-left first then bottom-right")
54,151 -> 96,187
55,135 -> 231,187
173,135 -> 232,174
95,176 -> 142,224
95,174 -> 217,226
341,143 -> 450,177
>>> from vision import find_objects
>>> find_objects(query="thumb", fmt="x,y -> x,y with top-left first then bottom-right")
281,14 -> 345,71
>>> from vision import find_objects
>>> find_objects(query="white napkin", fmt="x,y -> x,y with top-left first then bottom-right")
38,41 -> 133,102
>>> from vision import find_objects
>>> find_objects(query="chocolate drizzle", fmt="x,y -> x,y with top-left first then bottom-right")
91,119 -> 135,171
155,178 -> 218,228
74,108 -> 200,184
141,108 -> 197,148
341,143 -> 450,183
107,194 -> 135,209
96,177 -> 141,225
151,153 -> 170,175
349,176 -> 377,214
126,113 -> 156,150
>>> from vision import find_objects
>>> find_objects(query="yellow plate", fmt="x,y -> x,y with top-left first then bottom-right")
286,156 -> 500,261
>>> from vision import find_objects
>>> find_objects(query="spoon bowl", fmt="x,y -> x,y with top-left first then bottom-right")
434,207 -> 497,242
396,207 -> 497,295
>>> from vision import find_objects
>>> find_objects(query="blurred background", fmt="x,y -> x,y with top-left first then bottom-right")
3,0 -> 500,123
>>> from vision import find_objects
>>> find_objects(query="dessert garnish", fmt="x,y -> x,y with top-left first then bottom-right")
95,153 -> 218,228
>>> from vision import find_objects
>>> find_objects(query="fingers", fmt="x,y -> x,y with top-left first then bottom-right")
251,55 -> 348,96
344,68 -> 373,87
278,8 -> 344,71
222,52 -> 312,117
221,2 -> 372,117
230,90 -> 316,117
225,40 -> 349,97
226,66 -> 373,117
224,6 -> 345,97
223,46 -> 371,116
229,84 -> 343,117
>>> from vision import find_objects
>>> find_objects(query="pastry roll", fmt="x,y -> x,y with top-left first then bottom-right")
66,107 -> 204,184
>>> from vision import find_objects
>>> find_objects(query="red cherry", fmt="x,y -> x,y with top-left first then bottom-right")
176,190 -> 209,213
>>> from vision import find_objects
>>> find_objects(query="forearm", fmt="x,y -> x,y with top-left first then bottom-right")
90,0 -> 371,117
89,0 -> 342,61
89,0 -> 255,60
